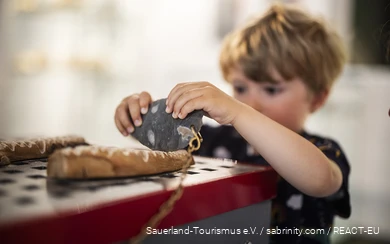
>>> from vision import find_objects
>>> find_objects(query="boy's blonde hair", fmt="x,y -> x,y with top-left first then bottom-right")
220,4 -> 346,94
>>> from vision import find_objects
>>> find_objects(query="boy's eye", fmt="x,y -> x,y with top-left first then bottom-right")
234,86 -> 247,94
264,86 -> 281,95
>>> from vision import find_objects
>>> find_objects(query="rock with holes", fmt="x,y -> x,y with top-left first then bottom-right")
131,98 -> 204,151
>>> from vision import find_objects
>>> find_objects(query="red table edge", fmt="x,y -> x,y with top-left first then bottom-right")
0,167 -> 277,244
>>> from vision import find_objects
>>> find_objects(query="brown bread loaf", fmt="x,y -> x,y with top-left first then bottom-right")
47,145 -> 193,179
0,136 -> 87,166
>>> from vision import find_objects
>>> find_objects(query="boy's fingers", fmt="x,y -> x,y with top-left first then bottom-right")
116,103 -> 134,134
114,117 -> 128,136
167,82 -> 207,113
139,92 -> 152,114
166,83 -> 187,112
127,96 -> 143,127
177,96 -> 206,119
172,87 -> 204,118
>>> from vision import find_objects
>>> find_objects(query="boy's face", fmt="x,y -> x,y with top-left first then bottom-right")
228,67 -> 316,132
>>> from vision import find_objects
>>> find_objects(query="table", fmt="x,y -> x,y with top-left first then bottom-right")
0,155 -> 277,243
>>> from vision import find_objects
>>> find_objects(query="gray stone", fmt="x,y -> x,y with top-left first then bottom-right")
131,98 -> 204,151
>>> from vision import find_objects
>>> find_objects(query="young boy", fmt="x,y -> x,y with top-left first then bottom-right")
114,4 -> 351,244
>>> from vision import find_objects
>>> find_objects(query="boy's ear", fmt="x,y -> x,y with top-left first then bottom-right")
310,90 -> 329,113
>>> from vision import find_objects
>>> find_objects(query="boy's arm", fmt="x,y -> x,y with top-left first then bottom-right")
166,82 -> 343,198
232,103 -> 343,197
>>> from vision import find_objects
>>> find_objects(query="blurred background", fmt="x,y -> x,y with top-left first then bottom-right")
0,0 -> 389,243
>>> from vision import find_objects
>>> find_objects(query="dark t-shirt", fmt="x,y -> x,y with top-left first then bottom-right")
193,125 -> 351,244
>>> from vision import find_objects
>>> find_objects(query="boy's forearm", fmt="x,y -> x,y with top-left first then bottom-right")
231,104 -> 342,197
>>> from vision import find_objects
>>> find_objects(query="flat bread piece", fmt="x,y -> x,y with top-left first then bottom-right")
47,146 -> 194,179
0,136 -> 87,166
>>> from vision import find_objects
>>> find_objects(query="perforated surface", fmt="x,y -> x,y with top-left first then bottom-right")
0,156 -> 267,225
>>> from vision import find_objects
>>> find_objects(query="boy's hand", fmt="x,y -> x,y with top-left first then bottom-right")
114,92 -> 152,136
166,82 -> 241,125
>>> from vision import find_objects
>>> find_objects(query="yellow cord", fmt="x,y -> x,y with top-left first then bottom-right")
130,125 -> 202,244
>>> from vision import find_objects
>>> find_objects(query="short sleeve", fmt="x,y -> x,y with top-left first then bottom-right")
316,139 -> 351,218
